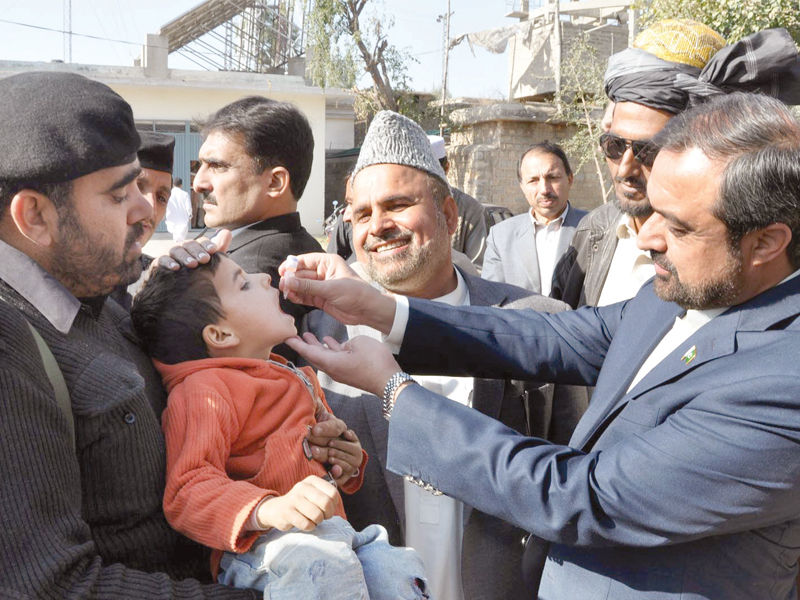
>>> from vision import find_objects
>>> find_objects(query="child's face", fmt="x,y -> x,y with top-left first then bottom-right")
211,255 -> 297,359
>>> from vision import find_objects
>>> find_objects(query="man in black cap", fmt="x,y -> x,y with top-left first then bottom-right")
0,71 -> 256,599
110,131 -> 176,309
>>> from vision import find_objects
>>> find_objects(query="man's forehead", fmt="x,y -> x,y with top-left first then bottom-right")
521,151 -> 565,173
648,147 -> 722,213
199,130 -> 245,156
351,164 -> 430,195
610,101 -> 673,140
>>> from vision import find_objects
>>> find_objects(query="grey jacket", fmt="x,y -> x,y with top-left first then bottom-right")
303,270 -> 589,600
451,187 -> 487,267
551,201 -> 623,308
482,204 -> 587,294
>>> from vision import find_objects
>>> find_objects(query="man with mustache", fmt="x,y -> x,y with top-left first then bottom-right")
193,97 -> 322,349
482,142 -> 586,294
111,131 -> 176,309
305,110 -> 588,600
0,71 -> 256,599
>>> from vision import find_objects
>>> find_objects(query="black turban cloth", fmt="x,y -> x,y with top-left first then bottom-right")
605,28 -> 800,114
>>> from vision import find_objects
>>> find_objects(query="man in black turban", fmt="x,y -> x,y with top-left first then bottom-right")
552,22 -> 800,310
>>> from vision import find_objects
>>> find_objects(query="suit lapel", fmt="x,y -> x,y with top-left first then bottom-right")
345,322 -> 406,520
461,274 -> 510,523
227,213 -> 301,252
554,207 -> 582,269
627,312 -> 737,399
516,219 -> 542,293
570,293 -> 683,449
573,276 -> 800,450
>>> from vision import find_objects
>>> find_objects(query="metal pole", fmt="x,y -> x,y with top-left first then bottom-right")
553,0 -> 561,97
439,0 -> 452,136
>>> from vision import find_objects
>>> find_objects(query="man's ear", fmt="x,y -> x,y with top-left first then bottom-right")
202,323 -> 240,354
744,222 -> 792,267
443,194 -> 459,236
262,166 -> 291,199
8,190 -> 59,247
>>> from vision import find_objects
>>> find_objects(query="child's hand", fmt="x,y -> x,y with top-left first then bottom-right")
326,428 -> 363,486
255,476 -> 338,532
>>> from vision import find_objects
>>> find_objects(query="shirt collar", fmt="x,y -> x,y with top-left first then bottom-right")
227,222 -> 257,239
433,267 -> 470,307
0,238 -> 81,333
530,203 -> 569,229
615,212 -> 639,240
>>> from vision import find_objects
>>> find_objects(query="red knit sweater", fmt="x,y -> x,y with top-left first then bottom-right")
155,355 -> 367,574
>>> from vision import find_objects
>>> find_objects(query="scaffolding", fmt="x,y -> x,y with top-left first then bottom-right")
158,0 -> 309,73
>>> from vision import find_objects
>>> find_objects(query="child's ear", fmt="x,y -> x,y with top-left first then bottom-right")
202,323 -> 240,353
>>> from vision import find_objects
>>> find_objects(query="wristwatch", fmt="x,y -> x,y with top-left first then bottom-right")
382,372 -> 417,420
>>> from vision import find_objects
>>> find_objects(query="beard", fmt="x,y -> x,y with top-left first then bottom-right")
362,216 -> 451,293
613,175 -> 653,219
650,246 -> 743,310
50,206 -> 145,298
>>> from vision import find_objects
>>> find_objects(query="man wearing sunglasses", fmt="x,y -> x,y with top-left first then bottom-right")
552,21 -> 800,310
552,101 -> 672,309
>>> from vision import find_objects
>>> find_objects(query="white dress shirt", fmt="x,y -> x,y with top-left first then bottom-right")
383,269 -> 472,600
597,213 -> 655,306
530,204 -> 569,296
164,186 -> 193,243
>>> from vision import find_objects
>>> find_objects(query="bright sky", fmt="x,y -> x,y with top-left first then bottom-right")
0,0 -> 513,99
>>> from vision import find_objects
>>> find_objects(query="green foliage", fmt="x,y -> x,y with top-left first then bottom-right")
638,0 -> 800,44
305,0 -> 416,113
550,33 -> 612,201
306,0 -> 359,88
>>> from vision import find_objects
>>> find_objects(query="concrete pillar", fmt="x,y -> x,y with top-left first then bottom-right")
143,34 -> 169,79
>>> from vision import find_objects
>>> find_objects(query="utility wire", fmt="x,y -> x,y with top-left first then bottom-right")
0,17 -> 140,46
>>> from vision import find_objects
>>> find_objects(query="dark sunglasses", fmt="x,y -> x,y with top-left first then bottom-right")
599,133 -> 659,168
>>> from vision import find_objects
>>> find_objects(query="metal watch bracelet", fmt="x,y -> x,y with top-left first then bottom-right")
382,372 -> 417,420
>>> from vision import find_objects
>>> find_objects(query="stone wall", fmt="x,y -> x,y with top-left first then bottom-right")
448,102 -> 608,216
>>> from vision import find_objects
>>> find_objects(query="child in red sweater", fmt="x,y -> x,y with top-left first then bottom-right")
131,253 -> 429,600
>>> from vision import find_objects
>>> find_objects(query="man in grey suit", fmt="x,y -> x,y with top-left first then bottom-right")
305,111 -> 588,600
482,142 -> 586,294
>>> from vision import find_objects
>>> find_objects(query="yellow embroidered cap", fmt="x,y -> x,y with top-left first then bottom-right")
635,19 -> 726,69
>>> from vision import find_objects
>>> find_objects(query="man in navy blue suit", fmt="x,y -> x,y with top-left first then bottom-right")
282,92 -> 800,599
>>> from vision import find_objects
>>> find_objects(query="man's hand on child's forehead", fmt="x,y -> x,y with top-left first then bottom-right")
157,230 -> 232,270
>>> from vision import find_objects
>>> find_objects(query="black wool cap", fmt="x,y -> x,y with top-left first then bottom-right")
138,132 -> 175,174
0,71 -> 140,184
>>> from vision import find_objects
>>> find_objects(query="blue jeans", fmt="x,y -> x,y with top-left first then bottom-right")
218,517 -> 430,600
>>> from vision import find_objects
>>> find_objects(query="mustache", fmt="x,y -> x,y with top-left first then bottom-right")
614,176 -> 646,190
363,229 -> 412,252
126,221 -> 145,247
203,192 -> 217,206
650,250 -> 676,275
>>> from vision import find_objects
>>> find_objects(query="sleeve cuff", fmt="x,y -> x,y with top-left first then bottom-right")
341,450 -> 369,494
245,495 -> 275,531
382,294 -> 409,354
